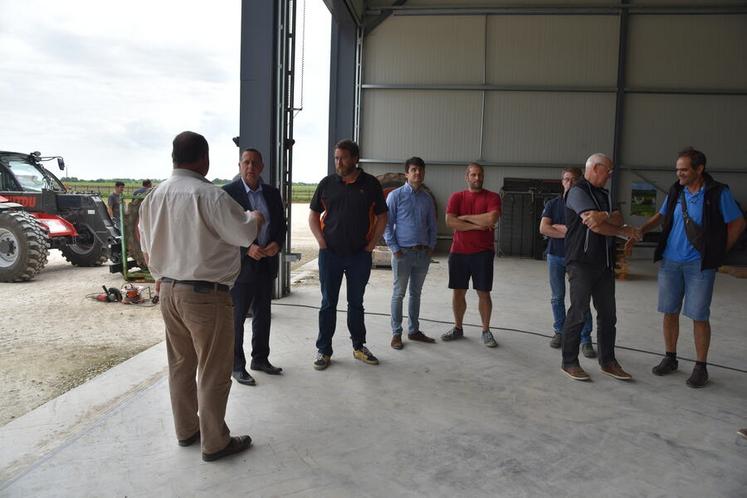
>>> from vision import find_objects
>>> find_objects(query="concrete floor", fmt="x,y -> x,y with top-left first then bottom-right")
1,255 -> 746,497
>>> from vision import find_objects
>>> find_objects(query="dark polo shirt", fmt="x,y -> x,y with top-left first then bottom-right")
310,168 -> 387,256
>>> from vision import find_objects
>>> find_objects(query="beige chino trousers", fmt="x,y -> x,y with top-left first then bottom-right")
159,282 -> 234,454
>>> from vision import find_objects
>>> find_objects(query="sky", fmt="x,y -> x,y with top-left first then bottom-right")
0,0 -> 331,183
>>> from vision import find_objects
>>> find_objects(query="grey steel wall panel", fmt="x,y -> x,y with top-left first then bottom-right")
358,8 -> 746,246
363,16 -> 485,84
627,15 -> 747,90
629,0 -> 746,5
367,0 -> 608,7
486,16 -> 619,87
482,92 -> 616,164
361,90 -> 482,161
622,94 -> 747,168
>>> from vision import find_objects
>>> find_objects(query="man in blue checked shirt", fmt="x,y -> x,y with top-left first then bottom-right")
384,157 -> 438,350
633,147 -> 745,388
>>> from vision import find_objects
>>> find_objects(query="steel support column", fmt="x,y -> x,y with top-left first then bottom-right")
240,0 -> 296,298
240,1 -> 278,178
327,1 -> 360,174
610,1 -> 629,205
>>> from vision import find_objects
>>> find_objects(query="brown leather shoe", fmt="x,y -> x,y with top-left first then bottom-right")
391,334 -> 403,350
408,331 -> 436,343
202,435 -> 252,462
178,431 -> 200,447
601,360 -> 633,381
561,365 -> 590,381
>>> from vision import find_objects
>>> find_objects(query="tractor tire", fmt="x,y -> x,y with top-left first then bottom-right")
125,195 -> 147,267
0,210 -> 50,282
60,224 -> 108,267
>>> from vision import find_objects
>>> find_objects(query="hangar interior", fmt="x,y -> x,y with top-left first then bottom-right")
239,0 -> 746,294
320,0 -> 746,254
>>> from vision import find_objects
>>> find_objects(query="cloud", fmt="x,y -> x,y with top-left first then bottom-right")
0,0 -> 330,183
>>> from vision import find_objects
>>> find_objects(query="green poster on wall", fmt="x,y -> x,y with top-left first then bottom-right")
631,182 -> 657,217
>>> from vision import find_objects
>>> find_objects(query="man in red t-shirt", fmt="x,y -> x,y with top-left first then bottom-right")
442,162 -> 502,347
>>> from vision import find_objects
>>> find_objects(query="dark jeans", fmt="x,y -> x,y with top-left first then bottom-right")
316,249 -> 372,356
230,271 -> 273,372
562,262 -> 617,368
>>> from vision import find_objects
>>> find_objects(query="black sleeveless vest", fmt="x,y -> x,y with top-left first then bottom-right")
654,173 -> 727,270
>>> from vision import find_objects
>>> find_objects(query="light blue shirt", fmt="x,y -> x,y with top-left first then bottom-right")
243,178 -> 271,246
384,182 -> 437,253
659,185 -> 742,262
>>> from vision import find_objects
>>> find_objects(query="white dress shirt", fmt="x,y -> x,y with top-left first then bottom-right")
138,168 -> 260,286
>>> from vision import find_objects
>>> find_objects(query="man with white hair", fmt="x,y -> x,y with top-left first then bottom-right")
560,153 -> 640,381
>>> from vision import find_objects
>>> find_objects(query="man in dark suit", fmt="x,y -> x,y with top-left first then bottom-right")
223,148 -> 287,386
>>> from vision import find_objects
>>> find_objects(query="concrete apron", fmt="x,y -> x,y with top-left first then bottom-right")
1,256 -> 746,497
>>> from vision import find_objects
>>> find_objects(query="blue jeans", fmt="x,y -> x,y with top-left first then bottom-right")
390,248 -> 431,335
657,258 -> 716,321
547,254 -> 592,344
316,249 -> 372,356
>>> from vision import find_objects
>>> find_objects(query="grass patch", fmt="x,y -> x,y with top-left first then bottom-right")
64,181 -> 318,203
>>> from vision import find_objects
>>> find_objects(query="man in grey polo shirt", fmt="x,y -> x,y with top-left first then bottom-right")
560,153 -> 640,382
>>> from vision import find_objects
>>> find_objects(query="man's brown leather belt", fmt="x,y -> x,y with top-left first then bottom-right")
161,277 -> 229,293
402,245 -> 430,251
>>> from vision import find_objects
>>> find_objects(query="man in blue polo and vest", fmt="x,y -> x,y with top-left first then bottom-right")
634,146 -> 745,388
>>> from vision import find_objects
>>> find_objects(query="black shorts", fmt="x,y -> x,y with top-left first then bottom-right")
448,251 -> 495,292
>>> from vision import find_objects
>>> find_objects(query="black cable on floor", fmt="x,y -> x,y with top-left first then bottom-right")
273,302 -> 747,375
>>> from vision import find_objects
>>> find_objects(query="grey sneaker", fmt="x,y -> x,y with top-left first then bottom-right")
481,330 -> 498,348
550,333 -> 562,349
581,342 -> 597,358
313,352 -> 331,370
441,327 -> 464,341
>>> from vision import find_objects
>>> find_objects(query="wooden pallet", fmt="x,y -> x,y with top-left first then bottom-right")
719,265 -> 747,278
615,247 -> 628,280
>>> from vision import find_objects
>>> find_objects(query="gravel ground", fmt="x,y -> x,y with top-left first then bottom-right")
0,204 -> 318,426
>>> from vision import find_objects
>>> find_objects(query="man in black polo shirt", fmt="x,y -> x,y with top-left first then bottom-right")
561,153 -> 640,382
308,139 -> 388,370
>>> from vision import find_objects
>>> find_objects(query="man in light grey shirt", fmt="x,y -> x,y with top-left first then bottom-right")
139,131 -> 263,462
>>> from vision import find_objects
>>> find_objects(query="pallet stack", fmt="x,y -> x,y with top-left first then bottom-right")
614,243 -> 629,280
719,265 -> 747,279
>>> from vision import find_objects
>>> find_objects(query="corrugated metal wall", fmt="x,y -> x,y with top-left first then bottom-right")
357,5 -> 747,249
618,13 -> 747,213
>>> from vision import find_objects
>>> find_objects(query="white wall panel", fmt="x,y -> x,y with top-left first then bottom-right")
627,15 -> 747,89
363,16 -> 485,84
361,90 -> 482,161
486,16 -> 619,87
482,92 -> 616,164
621,94 -> 747,168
